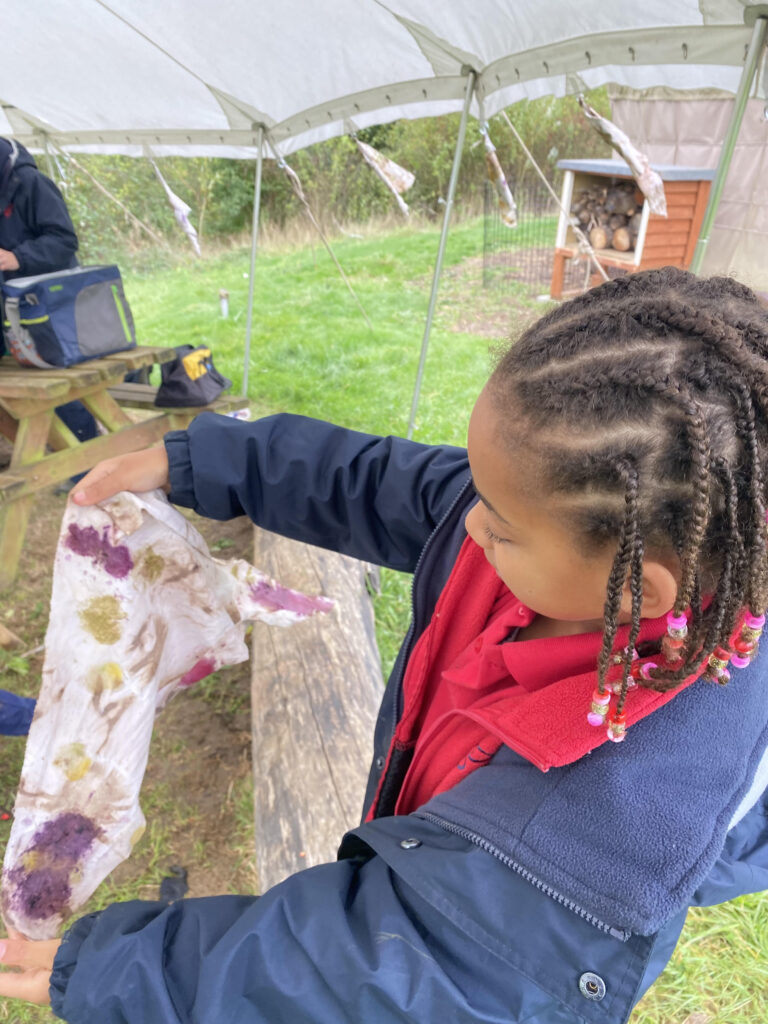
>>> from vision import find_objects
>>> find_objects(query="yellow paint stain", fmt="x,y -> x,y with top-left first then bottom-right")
86,661 -> 124,695
53,742 -> 93,781
79,596 -> 125,645
138,547 -> 164,583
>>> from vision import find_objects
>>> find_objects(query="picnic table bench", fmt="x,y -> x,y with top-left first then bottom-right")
0,344 -> 248,591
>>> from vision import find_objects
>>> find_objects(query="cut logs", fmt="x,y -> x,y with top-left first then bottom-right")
572,180 -> 642,254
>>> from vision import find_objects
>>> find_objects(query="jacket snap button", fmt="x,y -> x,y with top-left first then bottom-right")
400,838 -> 422,850
578,972 -> 606,1001
375,756 -> 385,770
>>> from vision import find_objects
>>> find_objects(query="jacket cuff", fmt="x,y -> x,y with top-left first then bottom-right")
49,912 -> 101,1018
164,429 -> 195,508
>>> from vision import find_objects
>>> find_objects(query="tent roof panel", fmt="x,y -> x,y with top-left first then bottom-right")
1,1 -> 765,155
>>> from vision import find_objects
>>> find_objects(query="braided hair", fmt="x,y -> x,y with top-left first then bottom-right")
489,267 -> 768,699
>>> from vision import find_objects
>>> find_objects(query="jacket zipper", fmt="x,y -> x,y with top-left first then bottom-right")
419,811 -> 632,942
384,476 -> 474,743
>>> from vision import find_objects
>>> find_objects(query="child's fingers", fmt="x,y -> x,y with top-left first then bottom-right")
70,447 -> 170,505
70,459 -> 124,505
0,937 -> 60,971
0,964 -> 53,1006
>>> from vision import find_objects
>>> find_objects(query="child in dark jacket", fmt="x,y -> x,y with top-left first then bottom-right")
2,267 -> 768,1023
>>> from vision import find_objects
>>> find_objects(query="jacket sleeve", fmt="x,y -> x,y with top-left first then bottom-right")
164,412 -> 470,572
11,173 -> 79,276
49,815 -> 662,1024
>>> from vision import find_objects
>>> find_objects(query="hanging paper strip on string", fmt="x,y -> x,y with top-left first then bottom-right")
149,157 -> 202,256
482,127 -> 517,228
1,490 -> 332,939
354,138 -> 415,217
577,96 -> 667,217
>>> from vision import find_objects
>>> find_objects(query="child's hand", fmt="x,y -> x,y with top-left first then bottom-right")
71,447 -> 171,506
0,930 -> 60,1006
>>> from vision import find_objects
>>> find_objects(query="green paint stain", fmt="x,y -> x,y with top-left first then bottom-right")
85,661 -> 123,694
139,547 -> 164,583
79,596 -> 125,645
53,742 -> 92,781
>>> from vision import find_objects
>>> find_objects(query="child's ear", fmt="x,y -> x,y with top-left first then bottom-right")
620,559 -> 678,620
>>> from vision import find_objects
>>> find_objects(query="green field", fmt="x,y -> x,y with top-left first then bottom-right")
1,218 -> 766,1022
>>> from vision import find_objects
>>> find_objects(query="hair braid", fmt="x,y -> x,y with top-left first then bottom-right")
490,267 -> 768,696
596,459 -> 639,693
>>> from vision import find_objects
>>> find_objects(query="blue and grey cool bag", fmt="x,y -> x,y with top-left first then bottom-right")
1,264 -> 136,368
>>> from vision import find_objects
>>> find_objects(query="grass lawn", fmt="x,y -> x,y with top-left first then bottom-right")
1,216 -> 766,1022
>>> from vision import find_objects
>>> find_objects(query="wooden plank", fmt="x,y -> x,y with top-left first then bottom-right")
550,251 -> 566,300
0,496 -> 34,593
68,357 -> 129,380
0,414 -> 173,504
642,234 -> 691,250
48,414 -> 81,451
0,404 -> 17,444
82,390 -> 135,431
251,530 -> 383,891
0,374 -> 71,400
0,365 -> 127,419
11,410 -> 54,469
98,345 -> 178,370
107,382 -> 163,406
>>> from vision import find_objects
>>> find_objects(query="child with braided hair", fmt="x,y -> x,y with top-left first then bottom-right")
3,267 -> 768,1023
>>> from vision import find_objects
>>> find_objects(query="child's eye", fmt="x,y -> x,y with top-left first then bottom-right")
483,524 -> 509,545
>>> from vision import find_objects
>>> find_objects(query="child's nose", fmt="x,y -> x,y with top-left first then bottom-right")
464,501 -> 487,548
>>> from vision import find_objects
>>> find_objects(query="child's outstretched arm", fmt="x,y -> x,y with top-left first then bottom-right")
75,412 -> 470,572
1,813 -> 664,1024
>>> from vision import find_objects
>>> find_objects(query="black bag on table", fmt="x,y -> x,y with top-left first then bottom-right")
154,345 -> 232,408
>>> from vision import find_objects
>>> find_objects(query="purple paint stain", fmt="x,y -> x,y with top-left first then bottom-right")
30,811 -> 99,861
178,657 -> 217,688
6,865 -> 72,920
249,580 -> 333,616
66,523 -> 133,579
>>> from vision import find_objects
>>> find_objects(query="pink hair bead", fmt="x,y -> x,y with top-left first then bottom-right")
731,654 -> 751,669
587,711 -> 606,726
666,612 -> 688,631
639,661 -> 658,681
744,612 -> 765,629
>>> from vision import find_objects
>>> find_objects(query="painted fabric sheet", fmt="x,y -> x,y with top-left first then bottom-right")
482,130 -> 517,227
1,491 -> 332,939
578,95 -> 667,217
354,138 -> 415,217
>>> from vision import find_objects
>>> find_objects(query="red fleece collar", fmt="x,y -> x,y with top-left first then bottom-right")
381,537 -> 701,817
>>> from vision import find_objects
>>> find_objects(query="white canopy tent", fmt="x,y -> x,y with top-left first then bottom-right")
2,1 -> 767,431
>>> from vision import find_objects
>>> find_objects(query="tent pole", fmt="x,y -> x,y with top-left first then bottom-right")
689,13 -> 768,274
407,69 -> 476,440
243,124 -> 265,397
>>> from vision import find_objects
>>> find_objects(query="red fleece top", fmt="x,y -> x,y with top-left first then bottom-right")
373,536 -> 700,818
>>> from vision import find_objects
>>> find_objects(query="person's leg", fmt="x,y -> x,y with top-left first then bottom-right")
54,401 -> 98,442
54,401 -> 99,485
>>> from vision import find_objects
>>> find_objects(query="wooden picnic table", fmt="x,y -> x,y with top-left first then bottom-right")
0,344 -> 248,591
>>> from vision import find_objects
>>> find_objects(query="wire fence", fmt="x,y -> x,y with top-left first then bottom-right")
482,178 -> 585,297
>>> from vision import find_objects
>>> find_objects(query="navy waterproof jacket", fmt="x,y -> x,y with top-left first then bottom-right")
0,139 -> 78,280
50,413 -> 768,1023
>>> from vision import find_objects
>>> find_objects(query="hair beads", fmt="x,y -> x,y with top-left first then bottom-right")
662,611 -> 688,665
490,267 -> 768,744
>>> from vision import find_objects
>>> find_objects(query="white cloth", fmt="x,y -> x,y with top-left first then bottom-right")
1,492 -> 331,939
